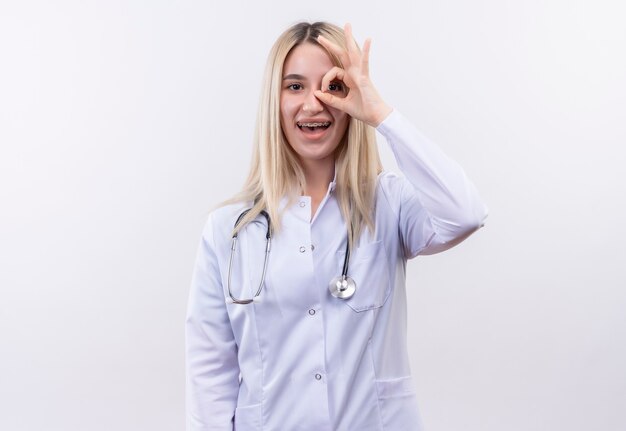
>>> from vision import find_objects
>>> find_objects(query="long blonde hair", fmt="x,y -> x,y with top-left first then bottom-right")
225,22 -> 382,249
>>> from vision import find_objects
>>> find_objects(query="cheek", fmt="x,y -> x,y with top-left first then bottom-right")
280,97 -> 298,121
334,112 -> 350,135
328,105 -> 348,123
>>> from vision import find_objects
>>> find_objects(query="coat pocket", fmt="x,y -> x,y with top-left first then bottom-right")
337,240 -> 392,312
233,402 -> 262,430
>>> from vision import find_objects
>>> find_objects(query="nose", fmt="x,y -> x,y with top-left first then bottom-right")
302,90 -> 324,114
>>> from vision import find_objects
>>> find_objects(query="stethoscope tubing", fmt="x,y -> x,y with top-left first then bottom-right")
226,208 -> 354,304
227,209 -> 271,304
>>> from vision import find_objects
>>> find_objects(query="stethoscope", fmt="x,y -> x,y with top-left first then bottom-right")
227,208 -> 356,304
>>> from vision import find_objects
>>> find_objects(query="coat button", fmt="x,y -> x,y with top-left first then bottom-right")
311,244 -> 315,251
308,309 -> 316,316
299,246 -> 306,253
299,201 -> 306,207
315,373 -> 322,380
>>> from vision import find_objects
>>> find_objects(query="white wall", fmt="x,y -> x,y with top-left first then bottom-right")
1,1 -> 624,430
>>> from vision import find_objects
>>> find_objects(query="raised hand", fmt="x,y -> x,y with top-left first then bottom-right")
314,23 -> 392,127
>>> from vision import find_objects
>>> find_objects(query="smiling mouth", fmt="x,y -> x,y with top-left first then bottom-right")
297,121 -> 331,131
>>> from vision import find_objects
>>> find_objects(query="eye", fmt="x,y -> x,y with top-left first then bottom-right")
328,82 -> 344,92
287,83 -> 303,91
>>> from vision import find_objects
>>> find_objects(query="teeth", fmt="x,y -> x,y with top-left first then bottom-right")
297,122 -> 331,128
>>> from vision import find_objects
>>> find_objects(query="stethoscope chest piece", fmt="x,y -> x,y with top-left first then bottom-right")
329,276 -> 356,299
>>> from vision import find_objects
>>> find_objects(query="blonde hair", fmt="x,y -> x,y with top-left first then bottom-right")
225,21 -> 382,249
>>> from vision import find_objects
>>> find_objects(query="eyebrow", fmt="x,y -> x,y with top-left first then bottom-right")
282,74 -> 306,80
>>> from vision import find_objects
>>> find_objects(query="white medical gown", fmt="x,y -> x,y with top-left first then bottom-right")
186,110 -> 489,430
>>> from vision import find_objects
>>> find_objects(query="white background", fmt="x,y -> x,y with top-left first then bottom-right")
1,1 -> 625,430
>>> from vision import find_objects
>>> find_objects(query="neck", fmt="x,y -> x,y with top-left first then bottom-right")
300,157 -> 334,197
299,157 -> 334,218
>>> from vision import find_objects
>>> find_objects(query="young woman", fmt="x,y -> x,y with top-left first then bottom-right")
186,21 -> 488,431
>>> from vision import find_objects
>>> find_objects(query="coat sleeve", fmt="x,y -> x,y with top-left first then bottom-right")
376,110 -> 489,258
186,212 -> 239,431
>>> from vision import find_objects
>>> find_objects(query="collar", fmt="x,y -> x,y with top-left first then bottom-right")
328,162 -> 338,193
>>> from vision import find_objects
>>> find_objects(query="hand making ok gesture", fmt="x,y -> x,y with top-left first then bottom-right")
314,23 -> 393,128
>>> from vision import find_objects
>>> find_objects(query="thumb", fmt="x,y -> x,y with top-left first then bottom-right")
314,90 -> 347,112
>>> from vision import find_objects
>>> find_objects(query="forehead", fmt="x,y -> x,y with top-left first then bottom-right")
283,43 -> 334,76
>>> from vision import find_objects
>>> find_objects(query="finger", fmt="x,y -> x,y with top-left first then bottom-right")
317,35 -> 349,66
361,38 -> 371,77
344,23 -> 358,53
314,90 -> 348,112
321,66 -> 348,94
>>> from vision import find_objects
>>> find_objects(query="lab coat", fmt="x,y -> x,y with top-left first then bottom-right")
186,110 -> 488,431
